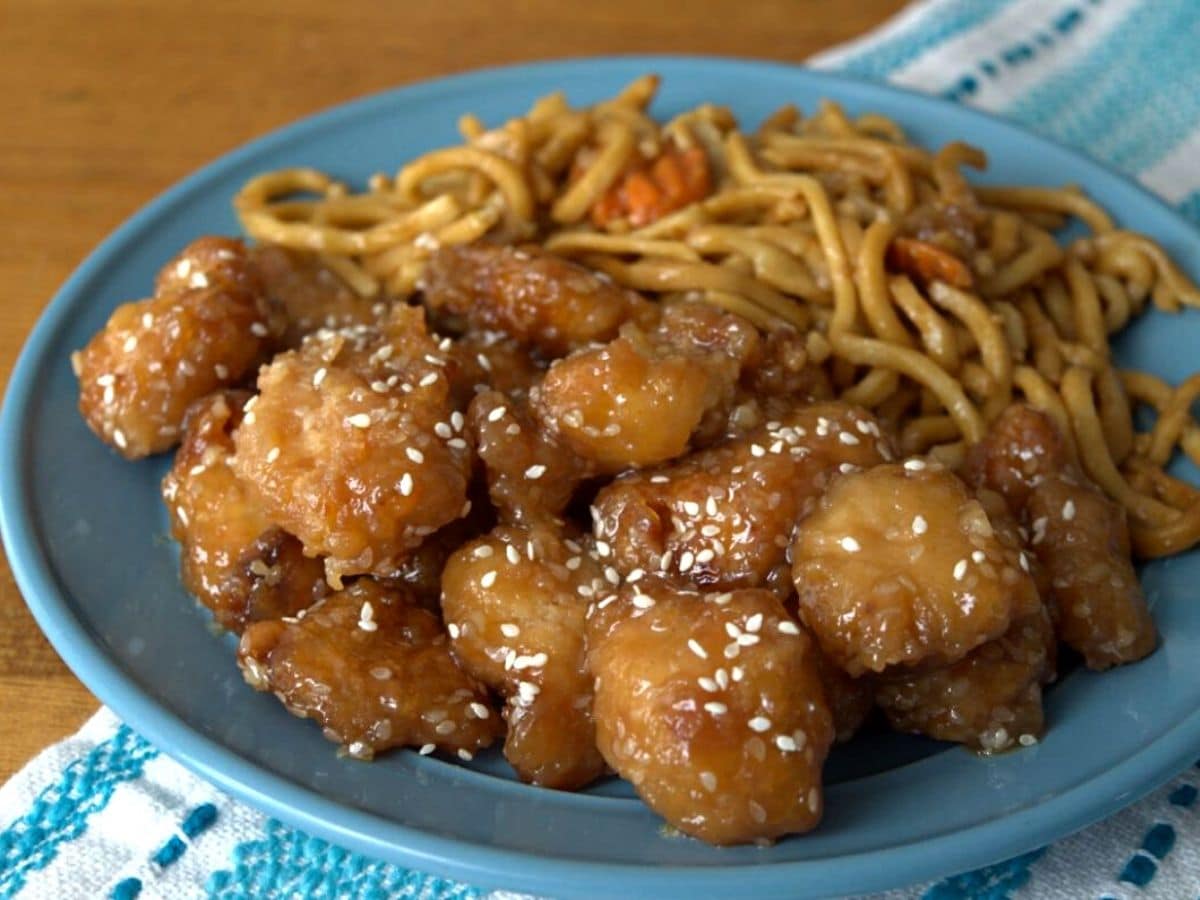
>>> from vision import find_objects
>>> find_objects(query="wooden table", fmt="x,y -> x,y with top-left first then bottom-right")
0,0 -> 908,782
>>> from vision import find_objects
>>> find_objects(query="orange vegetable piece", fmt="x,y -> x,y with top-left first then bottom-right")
590,146 -> 711,228
887,236 -> 974,289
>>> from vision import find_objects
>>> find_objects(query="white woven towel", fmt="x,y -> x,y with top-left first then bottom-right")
5,1 -> 1200,896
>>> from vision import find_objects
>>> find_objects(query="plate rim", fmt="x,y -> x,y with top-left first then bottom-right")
3,54 -> 1200,899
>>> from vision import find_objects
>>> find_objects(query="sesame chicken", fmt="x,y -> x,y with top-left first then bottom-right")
238,579 -> 501,760
74,237 -> 276,459
592,403 -> 893,598
161,390 -> 327,632
232,305 -> 472,588
587,582 -> 834,844
792,462 -> 1040,676
422,242 -> 656,356
532,302 -> 760,471
441,521 -> 606,789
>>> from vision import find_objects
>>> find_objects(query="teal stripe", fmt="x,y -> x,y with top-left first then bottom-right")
1006,0 -> 1200,175
0,726 -> 158,897
835,0 -> 1022,80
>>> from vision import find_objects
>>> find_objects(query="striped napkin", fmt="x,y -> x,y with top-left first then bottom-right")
4,1 -> 1200,897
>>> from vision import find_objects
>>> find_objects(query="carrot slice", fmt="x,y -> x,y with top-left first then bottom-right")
589,146 -> 712,228
888,236 -> 974,289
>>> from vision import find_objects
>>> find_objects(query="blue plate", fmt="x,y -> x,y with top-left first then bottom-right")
3,56 -> 1200,899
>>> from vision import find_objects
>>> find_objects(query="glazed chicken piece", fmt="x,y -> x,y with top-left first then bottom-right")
1026,476 -> 1156,669
251,245 -> 382,348
792,461 -> 1040,677
469,390 -> 594,524
965,404 -> 1156,669
443,330 -> 546,408
441,521 -> 607,789
161,391 -> 326,632
875,605 -> 1056,753
232,305 -> 473,588
533,302 -> 760,470
722,328 -> 834,440
238,580 -> 501,760
587,582 -> 834,845
74,237 -> 276,458
592,403 -> 893,598
422,242 -> 656,356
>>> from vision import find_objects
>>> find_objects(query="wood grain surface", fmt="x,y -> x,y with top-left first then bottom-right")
0,0 -> 907,783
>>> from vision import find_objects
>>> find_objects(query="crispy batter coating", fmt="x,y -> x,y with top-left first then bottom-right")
793,462 -> 1040,676
469,390 -> 593,524
251,245 -> 382,348
74,237 -> 275,458
587,582 -> 834,845
232,306 -> 472,587
238,580 -> 501,759
162,391 -> 326,632
965,404 -> 1156,669
422,242 -> 655,356
721,329 -> 834,441
963,404 -> 1072,511
593,403 -> 893,597
533,303 -> 760,470
875,606 -> 1056,753
441,521 -> 606,789
1027,475 -> 1156,669
444,329 -> 546,408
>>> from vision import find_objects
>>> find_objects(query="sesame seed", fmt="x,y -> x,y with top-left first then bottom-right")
971,550 -> 986,564
678,551 -> 696,572
406,447 -> 425,464
748,801 -> 766,824
176,507 -> 189,527
347,413 -> 371,428
745,613 -> 763,633
451,411 -> 465,431
96,373 -> 116,387
682,501 -> 701,516
1062,500 -> 1076,521
215,363 -> 229,379
632,593 -> 655,610
419,743 -> 435,755
418,372 -> 438,387
688,639 -> 708,659
698,676 -> 718,692
777,621 -> 801,635
113,429 -> 127,449
473,545 -> 494,559
312,367 -> 328,388
1018,733 -> 1038,747
699,771 -> 717,792
250,322 -> 269,337
371,666 -> 392,680
748,716 -> 771,732
704,702 -> 728,715
595,541 -> 611,558
469,702 -> 490,719
525,464 -> 546,480
775,734 -> 797,752
750,444 -> 766,458
565,556 -> 582,571
838,431 -> 860,445
504,544 -> 520,565
500,623 -> 520,638
695,549 -> 715,564
713,593 -> 732,606
476,353 -> 492,372
700,524 -> 721,537
434,422 -> 452,439
448,438 -> 468,450
399,473 -> 414,496
480,570 -> 498,588
725,622 -> 742,639
904,459 -> 926,471
840,536 -> 861,553
715,668 -> 730,689
487,406 -> 507,422
705,497 -> 719,516
723,643 -> 740,659
627,568 -> 644,582
517,681 -> 540,703
457,749 -> 474,761
912,515 -> 928,535
1019,552 -> 1031,573
953,559 -> 968,580
122,335 -> 138,352
737,633 -> 760,647
358,620 -> 378,632
265,447 -> 280,464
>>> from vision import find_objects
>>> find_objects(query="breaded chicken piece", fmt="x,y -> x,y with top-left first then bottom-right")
441,521 -> 607,789
74,237 -> 275,458
422,242 -> 655,356
161,391 -> 326,632
875,605 -> 1056,753
469,390 -> 594,524
533,302 -> 760,470
721,328 -> 834,441
593,403 -> 893,598
792,462 -> 1040,676
232,305 -> 473,587
965,404 -> 1156,669
444,329 -> 546,408
238,580 -> 501,760
1026,475 -> 1156,669
587,582 -> 834,845
962,403 -> 1073,512
251,245 -> 382,348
